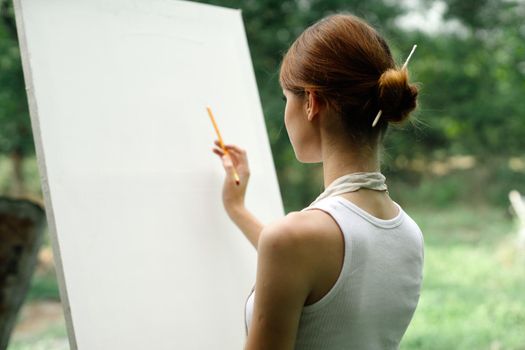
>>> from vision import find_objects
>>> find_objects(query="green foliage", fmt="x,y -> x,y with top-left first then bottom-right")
197,0 -> 525,210
1,0 -> 524,205
25,271 -> 60,302
394,174 -> 466,208
26,230 -> 60,301
386,161 -> 525,209
0,0 -> 33,156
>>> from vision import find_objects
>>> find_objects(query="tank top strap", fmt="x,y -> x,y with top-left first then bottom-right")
298,196 -> 356,312
301,195 -> 347,220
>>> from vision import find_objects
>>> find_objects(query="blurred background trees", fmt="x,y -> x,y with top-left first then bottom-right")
201,0 -> 525,210
1,0 -> 524,210
0,0 -> 33,198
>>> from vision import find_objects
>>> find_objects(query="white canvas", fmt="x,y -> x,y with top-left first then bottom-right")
13,0 -> 284,348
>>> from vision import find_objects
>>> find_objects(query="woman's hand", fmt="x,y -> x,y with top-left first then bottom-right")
212,139 -> 250,213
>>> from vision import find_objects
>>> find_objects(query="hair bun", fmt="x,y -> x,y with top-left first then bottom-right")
377,68 -> 418,123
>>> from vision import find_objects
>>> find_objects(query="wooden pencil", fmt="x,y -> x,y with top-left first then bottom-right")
206,106 -> 241,185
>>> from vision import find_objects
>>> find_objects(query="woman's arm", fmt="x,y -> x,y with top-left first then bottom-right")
225,205 -> 264,250
244,214 -> 315,350
212,140 -> 264,249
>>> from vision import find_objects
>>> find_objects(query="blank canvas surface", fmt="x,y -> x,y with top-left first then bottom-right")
14,0 -> 284,348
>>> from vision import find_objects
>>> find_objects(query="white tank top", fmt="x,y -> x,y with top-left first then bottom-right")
244,194 -> 424,349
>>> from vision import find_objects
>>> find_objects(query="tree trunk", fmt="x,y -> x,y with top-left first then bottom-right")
9,151 -> 25,198
0,197 -> 46,350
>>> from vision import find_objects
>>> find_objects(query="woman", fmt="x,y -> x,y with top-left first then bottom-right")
212,12 -> 424,350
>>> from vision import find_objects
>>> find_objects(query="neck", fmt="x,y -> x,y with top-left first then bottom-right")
321,139 -> 380,189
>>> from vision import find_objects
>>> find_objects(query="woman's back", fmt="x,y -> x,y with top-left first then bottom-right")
245,194 -> 424,349
216,12 -> 426,350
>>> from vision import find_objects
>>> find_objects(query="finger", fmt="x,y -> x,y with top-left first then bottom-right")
224,148 -> 246,164
213,140 -> 234,155
218,147 -> 240,160
214,139 -> 226,148
224,144 -> 246,154
223,149 -> 240,165
213,139 -> 245,155
224,147 -> 242,157
222,154 -> 233,168
212,148 -> 224,157
212,146 -> 224,154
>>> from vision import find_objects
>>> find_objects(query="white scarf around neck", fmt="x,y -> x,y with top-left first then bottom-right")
307,171 -> 388,207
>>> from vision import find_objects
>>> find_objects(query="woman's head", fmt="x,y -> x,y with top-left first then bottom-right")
279,13 -> 418,163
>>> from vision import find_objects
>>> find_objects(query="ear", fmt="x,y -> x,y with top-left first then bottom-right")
305,88 -> 321,122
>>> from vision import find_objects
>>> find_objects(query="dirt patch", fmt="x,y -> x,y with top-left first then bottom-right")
11,300 -> 65,340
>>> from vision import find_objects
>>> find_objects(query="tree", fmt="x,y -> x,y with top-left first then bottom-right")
0,197 -> 46,350
0,0 -> 34,197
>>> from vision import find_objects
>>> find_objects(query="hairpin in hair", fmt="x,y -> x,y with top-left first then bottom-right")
372,44 -> 418,127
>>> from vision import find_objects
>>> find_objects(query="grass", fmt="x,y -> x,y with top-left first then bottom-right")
25,270 -> 61,302
7,204 -> 525,349
8,321 -> 68,350
401,205 -> 525,350
26,231 -> 61,302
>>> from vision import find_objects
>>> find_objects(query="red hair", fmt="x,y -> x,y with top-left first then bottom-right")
279,13 -> 418,145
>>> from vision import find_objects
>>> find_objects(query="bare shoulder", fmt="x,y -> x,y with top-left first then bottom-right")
259,209 -> 342,256
258,209 -> 344,306
246,211 -> 337,348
